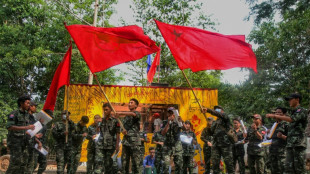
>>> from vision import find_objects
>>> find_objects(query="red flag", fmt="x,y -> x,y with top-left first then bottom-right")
147,47 -> 161,83
154,20 -> 257,73
43,44 -> 72,111
65,24 -> 160,73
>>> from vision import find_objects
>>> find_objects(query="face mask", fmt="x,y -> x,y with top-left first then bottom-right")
215,108 -> 221,112
62,114 -> 67,120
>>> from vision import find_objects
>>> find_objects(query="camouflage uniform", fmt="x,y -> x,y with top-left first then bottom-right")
246,126 -> 266,174
52,120 -> 75,174
162,122 -> 183,174
25,114 -> 37,174
284,106 -> 308,174
6,109 -> 31,174
122,111 -> 142,174
181,130 -> 197,174
86,124 -> 99,174
207,109 -> 234,174
233,129 -> 245,174
152,130 -> 166,174
33,123 -> 48,174
133,130 -> 147,172
269,121 -> 288,174
200,126 -> 212,174
69,122 -> 88,174
94,116 -> 120,174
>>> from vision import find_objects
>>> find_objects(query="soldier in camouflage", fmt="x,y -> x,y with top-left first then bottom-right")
266,107 -> 288,174
94,103 -> 120,174
133,123 -> 148,172
152,122 -> 166,174
200,117 -> 213,174
69,116 -> 89,174
202,106 -> 234,174
6,95 -> 35,174
181,120 -> 197,174
52,110 -> 75,174
33,119 -> 48,174
232,118 -> 246,174
267,93 -> 308,174
161,107 -> 184,174
86,114 -> 102,174
245,114 -> 266,174
121,98 -> 142,174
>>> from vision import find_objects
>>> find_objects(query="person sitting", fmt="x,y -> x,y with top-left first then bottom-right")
143,147 -> 156,174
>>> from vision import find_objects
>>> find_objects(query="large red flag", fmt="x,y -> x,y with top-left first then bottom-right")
154,20 -> 257,73
65,24 -> 160,73
147,47 -> 161,83
43,44 -> 72,111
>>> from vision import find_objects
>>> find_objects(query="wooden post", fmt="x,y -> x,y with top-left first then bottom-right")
181,70 -> 207,120
94,74 -> 126,131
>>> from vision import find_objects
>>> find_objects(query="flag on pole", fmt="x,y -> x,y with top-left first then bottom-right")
43,44 -> 72,111
147,47 -> 161,83
154,20 -> 257,73
65,24 -> 160,73
146,55 -> 152,73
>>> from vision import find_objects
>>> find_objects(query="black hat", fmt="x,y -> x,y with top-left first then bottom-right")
167,107 -> 175,113
30,101 -> 38,106
285,93 -> 302,101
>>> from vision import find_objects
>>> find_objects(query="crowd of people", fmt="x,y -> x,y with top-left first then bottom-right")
3,93 -> 309,174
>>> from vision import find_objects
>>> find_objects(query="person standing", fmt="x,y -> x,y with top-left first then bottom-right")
52,110 -> 75,174
33,118 -> 48,174
161,107 -> 184,174
267,107 -> 288,174
266,93 -> 308,174
69,116 -> 89,174
232,118 -> 246,174
245,114 -> 265,174
152,122 -> 166,174
181,120 -> 197,174
94,103 -> 120,174
133,123 -> 148,172
6,95 -> 35,174
202,106 -> 235,174
121,98 -> 142,174
200,117 -> 213,174
86,114 -> 102,174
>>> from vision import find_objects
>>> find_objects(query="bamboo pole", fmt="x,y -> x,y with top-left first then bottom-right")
65,85 -> 69,143
94,74 -> 126,131
181,70 -> 207,120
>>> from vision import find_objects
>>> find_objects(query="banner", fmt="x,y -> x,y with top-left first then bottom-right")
65,84 -> 218,173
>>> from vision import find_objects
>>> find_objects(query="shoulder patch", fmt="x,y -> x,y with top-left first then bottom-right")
296,109 -> 301,112
9,114 -> 15,119
116,122 -> 120,127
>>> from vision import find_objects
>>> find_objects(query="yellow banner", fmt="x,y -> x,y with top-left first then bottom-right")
65,84 -> 218,173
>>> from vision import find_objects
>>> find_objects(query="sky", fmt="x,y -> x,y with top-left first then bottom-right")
110,0 -> 255,85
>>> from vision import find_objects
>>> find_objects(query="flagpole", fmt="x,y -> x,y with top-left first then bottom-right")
181,70 -> 207,120
93,74 -> 126,131
87,0 -> 99,85
65,85 -> 69,143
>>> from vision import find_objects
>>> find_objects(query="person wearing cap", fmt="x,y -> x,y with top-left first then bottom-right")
245,114 -> 266,174
161,107 -> 184,174
6,95 -> 35,174
52,110 -> 75,174
232,118 -> 246,174
202,106 -> 235,174
151,121 -> 166,174
181,120 -> 197,174
266,107 -> 288,174
200,117 -> 213,174
266,93 -> 308,173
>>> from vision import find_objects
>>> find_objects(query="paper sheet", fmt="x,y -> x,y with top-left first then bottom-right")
267,122 -> 278,139
35,144 -> 48,156
94,133 -> 100,142
180,134 -> 193,144
26,121 -> 42,137
258,139 -> 272,147
35,110 -> 53,125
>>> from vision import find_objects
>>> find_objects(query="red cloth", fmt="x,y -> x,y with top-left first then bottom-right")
43,44 -> 72,111
65,24 -> 160,73
147,46 -> 161,83
154,20 -> 257,72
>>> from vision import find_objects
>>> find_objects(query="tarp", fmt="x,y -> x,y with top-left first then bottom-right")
65,84 -> 218,172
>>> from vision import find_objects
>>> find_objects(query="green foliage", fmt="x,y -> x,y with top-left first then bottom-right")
127,0 -> 221,87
